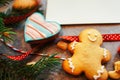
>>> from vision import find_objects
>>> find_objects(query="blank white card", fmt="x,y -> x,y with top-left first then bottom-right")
46,0 -> 120,25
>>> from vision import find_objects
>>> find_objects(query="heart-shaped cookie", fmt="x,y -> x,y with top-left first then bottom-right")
24,12 -> 61,44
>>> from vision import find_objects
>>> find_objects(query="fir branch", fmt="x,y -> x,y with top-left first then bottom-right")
0,13 -> 7,18
0,16 -> 16,42
18,54 -> 60,80
0,0 -> 13,6
0,54 -> 60,80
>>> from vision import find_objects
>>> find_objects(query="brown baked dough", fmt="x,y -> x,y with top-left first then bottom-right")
62,28 -> 111,80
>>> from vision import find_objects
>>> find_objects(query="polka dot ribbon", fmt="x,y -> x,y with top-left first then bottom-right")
5,49 -> 32,61
59,34 -> 120,42
59,34 -> 120,54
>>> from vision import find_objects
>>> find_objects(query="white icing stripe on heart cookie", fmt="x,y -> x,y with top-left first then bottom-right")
45,22 -> 58,32
31,14 -> 58,31
26,27 -> 42,39
26,29 -> 42,39
29,15 -> 58,34
26,31 -> 36,40
26,24 -> 46,38
31,13 -> 44,21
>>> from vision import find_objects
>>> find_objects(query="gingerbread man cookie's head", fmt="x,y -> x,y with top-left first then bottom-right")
79,28 -> 103,45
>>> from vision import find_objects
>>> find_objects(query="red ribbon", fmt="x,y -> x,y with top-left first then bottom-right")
60,34 -> 120,42
5,49 -> 32,61
60,34 -> 120,54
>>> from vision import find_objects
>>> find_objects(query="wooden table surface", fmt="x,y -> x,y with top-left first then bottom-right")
0,0 -> 120,80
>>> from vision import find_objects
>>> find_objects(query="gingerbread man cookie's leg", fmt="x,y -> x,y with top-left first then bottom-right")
94,68 -> 108,80
109,61 -> 120,79
84,66 -> 108,80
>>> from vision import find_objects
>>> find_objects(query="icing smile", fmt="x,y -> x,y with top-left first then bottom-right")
88,32 -> 97,42
88,35 -> 97,42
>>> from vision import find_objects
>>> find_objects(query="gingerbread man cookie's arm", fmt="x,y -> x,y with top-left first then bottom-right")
57,41 -> 78,52
68,41 -> 78,53
102,48 -> 111,63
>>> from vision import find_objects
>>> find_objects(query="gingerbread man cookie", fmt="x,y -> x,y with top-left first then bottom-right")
62,28 -> 111,80
109,61 -> 120,79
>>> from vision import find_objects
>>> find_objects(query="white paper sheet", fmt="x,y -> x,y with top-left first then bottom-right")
46,0 -> 120,25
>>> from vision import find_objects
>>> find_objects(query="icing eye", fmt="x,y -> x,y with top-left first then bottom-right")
95,34 -> 97,37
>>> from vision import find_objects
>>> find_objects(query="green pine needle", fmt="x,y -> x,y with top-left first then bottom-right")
0,15 -> 16,42
0,0 -> 13,6
0,54 -> 60,80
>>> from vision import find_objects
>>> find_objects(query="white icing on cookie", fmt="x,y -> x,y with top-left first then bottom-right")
71,41 -> 78,50
68,58 -> 75,72
103,48 -> 107,58
93,66 -> 104,80
88,32 -> 97,42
